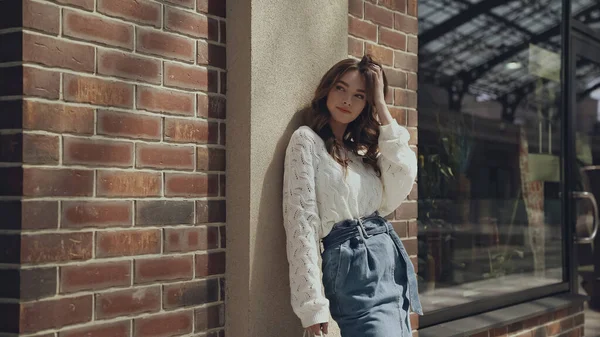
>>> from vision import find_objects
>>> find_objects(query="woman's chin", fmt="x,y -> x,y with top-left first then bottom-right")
330,115 -> 356,126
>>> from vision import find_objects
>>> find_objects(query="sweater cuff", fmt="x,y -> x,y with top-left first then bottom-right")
379,119 -> 409,143
299,308 -> 330,328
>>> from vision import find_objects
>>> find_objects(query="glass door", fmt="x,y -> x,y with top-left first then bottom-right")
569,21 -> 600,308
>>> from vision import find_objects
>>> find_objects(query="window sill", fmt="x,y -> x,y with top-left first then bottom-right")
418,293 -> 588,337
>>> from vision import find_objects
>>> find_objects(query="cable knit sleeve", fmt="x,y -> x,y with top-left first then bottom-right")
282,127 -> 330,328
377,120 -> 418,217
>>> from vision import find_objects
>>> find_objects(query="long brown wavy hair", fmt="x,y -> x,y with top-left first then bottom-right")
304,55 -> 388,177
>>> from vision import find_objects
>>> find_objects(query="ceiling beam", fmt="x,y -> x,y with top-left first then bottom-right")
419,0 -> 507,45
453,0 -> 534,37
459,4 -> 599,85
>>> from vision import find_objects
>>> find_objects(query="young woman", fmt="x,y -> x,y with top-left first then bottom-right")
282,55 -> 422,337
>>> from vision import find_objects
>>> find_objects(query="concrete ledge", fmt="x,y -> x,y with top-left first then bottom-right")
419,293 -> 588,337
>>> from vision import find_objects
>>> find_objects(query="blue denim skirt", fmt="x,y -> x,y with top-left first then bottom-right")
321,212 -> 421,337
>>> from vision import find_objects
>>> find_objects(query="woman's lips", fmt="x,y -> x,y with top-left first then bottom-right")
337,107 -> 351,114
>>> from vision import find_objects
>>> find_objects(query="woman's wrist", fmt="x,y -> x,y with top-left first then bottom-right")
374,97 -> 386,108
374,100 -> 393,125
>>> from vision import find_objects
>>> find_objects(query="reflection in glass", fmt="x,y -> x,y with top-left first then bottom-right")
416,0 -> 583,313
573,0 -> 600,32
573,54 -> 600,297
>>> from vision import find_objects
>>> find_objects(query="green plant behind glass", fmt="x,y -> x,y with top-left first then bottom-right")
418,110 -> 474,223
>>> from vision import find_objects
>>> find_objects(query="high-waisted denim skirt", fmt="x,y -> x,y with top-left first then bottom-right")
321,212 -> 422,337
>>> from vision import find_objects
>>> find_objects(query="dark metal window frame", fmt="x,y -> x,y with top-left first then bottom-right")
419,0 -> 600,328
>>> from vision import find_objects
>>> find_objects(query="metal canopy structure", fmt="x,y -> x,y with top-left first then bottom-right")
418,0 -> 600,120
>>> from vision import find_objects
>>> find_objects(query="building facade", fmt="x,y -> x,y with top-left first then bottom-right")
0,0 -> 597,336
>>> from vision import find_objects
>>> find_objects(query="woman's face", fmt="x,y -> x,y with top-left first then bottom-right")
326,69 -> 367,125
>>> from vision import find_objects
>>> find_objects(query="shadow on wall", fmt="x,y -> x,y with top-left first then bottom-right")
251,106 -> 346,336
253,109 -> 305,335
251,106 -> 342,336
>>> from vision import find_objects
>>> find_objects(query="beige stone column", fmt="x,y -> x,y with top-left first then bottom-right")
226,1 -> 347,336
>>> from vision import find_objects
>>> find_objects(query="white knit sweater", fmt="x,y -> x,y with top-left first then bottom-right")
282,120 -> 417,327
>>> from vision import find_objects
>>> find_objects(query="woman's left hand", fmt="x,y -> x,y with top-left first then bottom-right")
369,63 -> 394,125
370,64 -> 386,105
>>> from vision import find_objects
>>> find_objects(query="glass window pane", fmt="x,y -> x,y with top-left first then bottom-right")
417,0 -> 567,315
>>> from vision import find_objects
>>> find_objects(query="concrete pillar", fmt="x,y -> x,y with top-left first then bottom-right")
226,1 -> 348,336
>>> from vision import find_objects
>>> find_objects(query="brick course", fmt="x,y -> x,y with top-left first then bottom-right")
0,0 -> 226,335
465,305 -> 585,337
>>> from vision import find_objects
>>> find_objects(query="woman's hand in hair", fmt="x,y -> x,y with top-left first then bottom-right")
370,64 -> 386,106
307,322 -> 328,336
369,63 -> 393,125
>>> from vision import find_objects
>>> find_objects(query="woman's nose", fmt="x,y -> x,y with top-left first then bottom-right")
343,95 -> 351,105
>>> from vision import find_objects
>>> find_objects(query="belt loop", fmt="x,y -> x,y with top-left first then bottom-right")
357,225 -> 366,242
357,218 -> 372,239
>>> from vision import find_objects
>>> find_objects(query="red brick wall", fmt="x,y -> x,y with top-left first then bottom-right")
0,0 -> 226,336
348,0 -> 420,332
467,305 -> 585,337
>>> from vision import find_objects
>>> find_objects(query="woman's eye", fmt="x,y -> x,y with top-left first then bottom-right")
336,85 -> 345,91
355,94 -> 365,100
